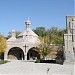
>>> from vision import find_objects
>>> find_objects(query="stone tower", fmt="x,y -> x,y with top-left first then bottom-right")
64,16 -> 75,63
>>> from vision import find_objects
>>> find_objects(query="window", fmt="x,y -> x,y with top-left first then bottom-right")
69,22 -> 71,33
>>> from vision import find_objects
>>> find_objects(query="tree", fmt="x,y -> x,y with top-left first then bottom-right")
0,34 -> 7,53
33,26 -> 66,60
33,27 -> 52,59
49,26 -> 59,44
33,27 -> 46,37
0,34 -> 7,60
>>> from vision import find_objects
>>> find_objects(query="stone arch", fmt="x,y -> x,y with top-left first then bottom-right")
7,47 -> 24,60
27,47 -> 40,60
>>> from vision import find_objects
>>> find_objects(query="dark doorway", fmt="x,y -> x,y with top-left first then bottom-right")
0,53 -> 4,60
27,47 -> 40,60
8,47 -> 24,60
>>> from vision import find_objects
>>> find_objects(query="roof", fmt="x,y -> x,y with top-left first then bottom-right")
28,36 -> 40,44
18,28 -> 38,37
7,37 -> 16,42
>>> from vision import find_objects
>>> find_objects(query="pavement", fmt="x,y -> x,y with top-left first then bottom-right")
0,60 -> 74,75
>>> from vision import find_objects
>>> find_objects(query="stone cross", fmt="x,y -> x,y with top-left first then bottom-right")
23,44 -> 29,53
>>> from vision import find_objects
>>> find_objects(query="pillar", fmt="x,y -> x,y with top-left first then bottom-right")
24,53 -> 27,60
4,51 -> 8,60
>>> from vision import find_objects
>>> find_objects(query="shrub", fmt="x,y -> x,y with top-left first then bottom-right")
35,59 -> 40,63
56,60 -> 63,65
0,60 -> 9,64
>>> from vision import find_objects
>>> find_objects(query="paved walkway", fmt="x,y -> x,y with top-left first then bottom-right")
0,60 -> 74,75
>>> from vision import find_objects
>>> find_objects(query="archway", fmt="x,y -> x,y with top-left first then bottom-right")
27,47 -> 40,60
8,47 -> 24,60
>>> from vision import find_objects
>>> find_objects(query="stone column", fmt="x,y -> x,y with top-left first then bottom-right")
64,34 -> 68,60
24,53 -> 27,60
4,51 -> 8,60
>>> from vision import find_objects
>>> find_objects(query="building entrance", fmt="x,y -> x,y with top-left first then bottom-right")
8,47 -> 24,60
27,47 -> 40,60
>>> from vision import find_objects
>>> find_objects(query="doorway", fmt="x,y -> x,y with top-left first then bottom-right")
8,47 -> 24,60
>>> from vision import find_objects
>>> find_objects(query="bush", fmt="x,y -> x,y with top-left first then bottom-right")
0,60 -> 9,64
35,59 -> 40,63
56,60 -> 63,65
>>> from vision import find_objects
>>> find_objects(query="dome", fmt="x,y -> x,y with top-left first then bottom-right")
25,18 -> 31,25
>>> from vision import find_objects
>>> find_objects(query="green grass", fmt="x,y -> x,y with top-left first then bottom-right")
0,60 -> 9,64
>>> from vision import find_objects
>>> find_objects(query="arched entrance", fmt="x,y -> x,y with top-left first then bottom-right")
8,47 -> 24,60
27,47 -> 40,60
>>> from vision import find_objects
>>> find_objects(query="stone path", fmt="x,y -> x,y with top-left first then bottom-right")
0,60 -> 74,75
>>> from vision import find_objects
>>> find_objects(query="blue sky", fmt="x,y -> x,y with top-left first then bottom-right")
0,0 -> 74,36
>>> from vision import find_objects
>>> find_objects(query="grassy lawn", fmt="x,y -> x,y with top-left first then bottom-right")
0,60 -> 9,64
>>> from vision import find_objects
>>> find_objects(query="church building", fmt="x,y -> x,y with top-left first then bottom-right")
4,19 -> 40,60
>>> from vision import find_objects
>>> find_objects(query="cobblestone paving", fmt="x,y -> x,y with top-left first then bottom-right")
0,60 -> 74,75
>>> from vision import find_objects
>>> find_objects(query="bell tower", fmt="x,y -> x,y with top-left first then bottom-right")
25,18 -> 31,29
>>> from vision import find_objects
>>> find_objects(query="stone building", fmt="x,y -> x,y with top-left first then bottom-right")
64,16 -> 75,63
4,19 -> 40,60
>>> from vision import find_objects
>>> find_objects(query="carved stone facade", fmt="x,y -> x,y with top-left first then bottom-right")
4,19 -> 40,60
64,16 -> 75,63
